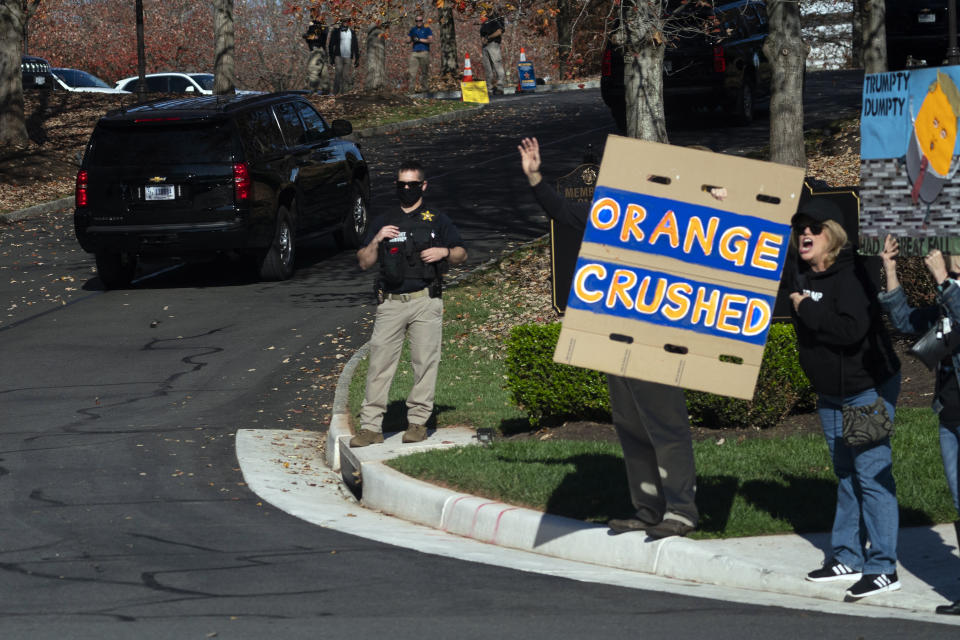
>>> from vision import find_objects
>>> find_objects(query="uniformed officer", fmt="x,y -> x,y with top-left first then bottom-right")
351,160 -> 468,447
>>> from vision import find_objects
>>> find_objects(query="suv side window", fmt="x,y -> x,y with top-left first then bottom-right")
238,108 -> 285,159
146,76 -> 168,92
168,76 -> 192,92
274,102 -> 308,147
295,102 -> 328,143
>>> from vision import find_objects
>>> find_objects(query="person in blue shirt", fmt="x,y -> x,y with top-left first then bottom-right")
408,14 -> 434,93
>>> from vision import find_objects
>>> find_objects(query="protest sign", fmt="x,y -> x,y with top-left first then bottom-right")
860,65 -> 960,255
518,60 -> 536,92
553,137 -> 805,399
461,80 -> 490,104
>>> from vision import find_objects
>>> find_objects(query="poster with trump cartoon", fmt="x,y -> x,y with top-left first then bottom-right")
860,66 -> 960,256
553,137 -> 805,399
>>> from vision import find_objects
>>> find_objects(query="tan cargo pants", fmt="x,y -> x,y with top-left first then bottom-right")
359,291 -> 443,432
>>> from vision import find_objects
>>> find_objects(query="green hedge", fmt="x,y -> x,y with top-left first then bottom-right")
504,322 -> 815,430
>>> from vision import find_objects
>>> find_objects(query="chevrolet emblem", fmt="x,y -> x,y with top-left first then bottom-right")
148,176 -> 166,183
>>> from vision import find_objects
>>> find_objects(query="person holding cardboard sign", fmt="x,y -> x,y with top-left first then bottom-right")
788,197 -> 902,599
518,136 -> 699,539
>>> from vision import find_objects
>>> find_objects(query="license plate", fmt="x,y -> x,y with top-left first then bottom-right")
918,13 -> 936,23
145,185 -> 175,201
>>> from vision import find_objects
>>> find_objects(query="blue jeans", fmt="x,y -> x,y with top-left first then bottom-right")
816,373 -> 901,574
940,423 -> 960,514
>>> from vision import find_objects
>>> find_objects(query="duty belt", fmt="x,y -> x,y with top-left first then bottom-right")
384,287 -> 430,302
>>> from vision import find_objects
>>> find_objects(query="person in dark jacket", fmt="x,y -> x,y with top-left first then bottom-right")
790,196 -> 902,599
302,15 -> 330,94
516,136 -> 700,539
878,236 -> 960,615
328,18 -> 360,94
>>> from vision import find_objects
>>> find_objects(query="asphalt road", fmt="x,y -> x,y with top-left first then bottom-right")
0,74 -> 952,638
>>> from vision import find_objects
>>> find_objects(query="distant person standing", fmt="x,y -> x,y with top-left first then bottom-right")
407,14 -> 434,93
480,11 -> 505,95
329,18 -> 360,94
302,15 -> 330,94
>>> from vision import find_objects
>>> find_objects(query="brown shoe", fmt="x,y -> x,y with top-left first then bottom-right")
644,518 -> 695,540
402,423 -> 428,443
349,428 -> 384,448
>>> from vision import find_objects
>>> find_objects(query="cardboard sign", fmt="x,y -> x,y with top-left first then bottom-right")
461,80 -> 490,103
518,61 -> 536,92
553,137 -> 805,399
551,163 -> 599,313
860,65 -> 960,255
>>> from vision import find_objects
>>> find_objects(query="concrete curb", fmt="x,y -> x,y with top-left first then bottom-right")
0,196 -> 74,224
348,455 -> 947,614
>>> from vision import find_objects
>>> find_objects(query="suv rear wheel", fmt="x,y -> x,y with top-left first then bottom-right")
258,206 -> 296,281
336,183 -> 368,249
95,251 -> 138,289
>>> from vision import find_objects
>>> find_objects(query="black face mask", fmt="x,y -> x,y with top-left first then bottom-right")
397,183 -> 423,207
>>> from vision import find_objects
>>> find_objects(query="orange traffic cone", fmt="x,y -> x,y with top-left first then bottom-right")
462,53 -> 473,82
519,47 -> 527,62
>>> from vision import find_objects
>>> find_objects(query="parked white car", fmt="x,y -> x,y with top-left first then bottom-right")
53,68 -> 129,93
114,72 -> 214,95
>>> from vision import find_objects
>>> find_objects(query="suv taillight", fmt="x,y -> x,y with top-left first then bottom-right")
75,169 -> 88,207
233,162 -> 251,201
713,46 -> 726,73
602,48 -> 612,77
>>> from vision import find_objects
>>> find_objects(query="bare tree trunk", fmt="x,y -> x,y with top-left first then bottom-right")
364,24 -> 387,92
861,0 -> 886,73
621,4 -> 668,143
556,0 -> 575,80
136,0 -> 146,102
438,6 -> 458,80
851,0 -> 864,68
0,0 -> 28,146
213,0 -> 236,94
763,0 -> 807,168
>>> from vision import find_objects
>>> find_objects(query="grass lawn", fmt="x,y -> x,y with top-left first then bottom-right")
388,407 -> 956,540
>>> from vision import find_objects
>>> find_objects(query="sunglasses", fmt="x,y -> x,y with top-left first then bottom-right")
793,221 -> 824,235
397,180 -> 424,188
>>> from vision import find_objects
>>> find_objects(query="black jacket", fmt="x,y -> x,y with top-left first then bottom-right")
328,27 -> 360,62
791,248 -> 900,396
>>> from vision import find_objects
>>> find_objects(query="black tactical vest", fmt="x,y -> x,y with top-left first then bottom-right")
378,208 -> 447,289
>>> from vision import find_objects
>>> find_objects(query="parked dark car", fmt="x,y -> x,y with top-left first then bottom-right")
21,55 -> 55,91
74,92 -> 370,288
601,0 -> 771,130
885,1 -> 957,70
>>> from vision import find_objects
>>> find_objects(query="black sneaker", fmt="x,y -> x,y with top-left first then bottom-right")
845,572 -> 901,598
806,559 -> 862,582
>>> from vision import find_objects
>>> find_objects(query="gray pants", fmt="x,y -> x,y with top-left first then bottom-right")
359,293 -> 443,432
607,374 -> 698,527
482,41 -> 505,90
333,56 -> 355,94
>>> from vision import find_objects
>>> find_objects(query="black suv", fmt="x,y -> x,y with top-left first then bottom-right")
885,1 -> 956,70
601,0 -> 771,130
21,55 -> 55,90
74,92 -> 370,288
